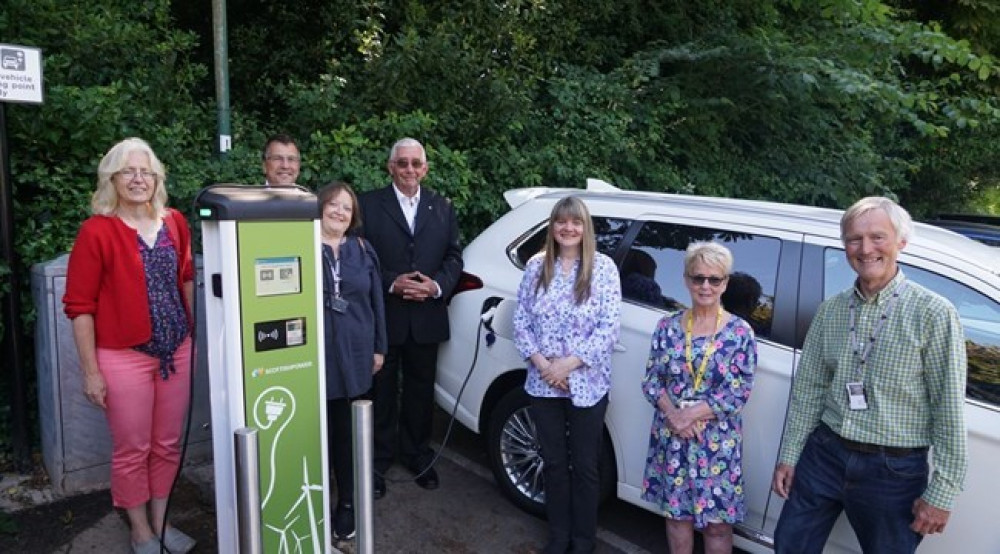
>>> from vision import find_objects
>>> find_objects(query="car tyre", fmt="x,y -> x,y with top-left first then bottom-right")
486,386 -> 617,518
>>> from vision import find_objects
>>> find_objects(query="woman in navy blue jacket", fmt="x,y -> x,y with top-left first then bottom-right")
318,182 -> 387,541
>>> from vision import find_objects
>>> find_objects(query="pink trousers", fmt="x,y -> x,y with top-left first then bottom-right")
97,336 -> 192,508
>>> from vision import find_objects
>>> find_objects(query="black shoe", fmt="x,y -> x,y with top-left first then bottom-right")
333,501 -> 356,541
373,473 -> 386,499
413,466 -> 439,490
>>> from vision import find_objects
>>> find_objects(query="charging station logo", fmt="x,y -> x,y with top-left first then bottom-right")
249,361 -> 313,379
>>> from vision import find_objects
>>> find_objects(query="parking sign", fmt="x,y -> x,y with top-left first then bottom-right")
0,44 -> 43,104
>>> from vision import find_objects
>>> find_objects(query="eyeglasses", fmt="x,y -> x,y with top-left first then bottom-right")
392,158 -> 425,169
265,155 -> 301,164
117,168 -> 156,180
686,274 -> 728,286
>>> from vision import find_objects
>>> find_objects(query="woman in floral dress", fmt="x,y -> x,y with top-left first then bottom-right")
641,241 -> 756,554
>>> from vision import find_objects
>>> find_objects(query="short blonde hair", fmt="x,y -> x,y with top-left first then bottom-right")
92,137 -> 168,217
684,241 -> 733,276
840,196 -> 913,244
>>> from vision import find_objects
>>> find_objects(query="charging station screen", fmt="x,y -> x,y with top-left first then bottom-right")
254,256 -> 301,296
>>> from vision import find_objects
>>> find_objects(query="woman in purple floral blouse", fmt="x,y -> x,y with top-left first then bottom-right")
640,241 -> 756,554
513,196 -> 622,554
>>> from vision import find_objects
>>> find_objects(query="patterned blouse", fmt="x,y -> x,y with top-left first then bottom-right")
513,252 -> 621,407
132,227 -> 190,379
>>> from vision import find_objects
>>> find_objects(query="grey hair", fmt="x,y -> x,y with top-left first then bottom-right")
840,196 -> 913,244
388,137 -> 426,162
684,241 -> 733,276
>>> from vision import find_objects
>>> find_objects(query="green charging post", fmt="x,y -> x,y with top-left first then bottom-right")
196,185 -> 330,553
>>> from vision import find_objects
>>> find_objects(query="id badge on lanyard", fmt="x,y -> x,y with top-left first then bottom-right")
325,247 -> 349,313
846,381 -> 868,410
847,281 -> 907,411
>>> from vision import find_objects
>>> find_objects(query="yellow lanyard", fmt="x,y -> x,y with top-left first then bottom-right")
684,307 -> 723,394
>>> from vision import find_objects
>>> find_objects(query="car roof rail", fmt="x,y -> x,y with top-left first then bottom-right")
934,213 -> 1000,226
586,177 -> 621,192
503,187 -> 560,210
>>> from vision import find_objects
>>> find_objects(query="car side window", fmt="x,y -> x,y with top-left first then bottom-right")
513,216 -> 631,267
624,222 -> 781,341
823,249 -> 1000,407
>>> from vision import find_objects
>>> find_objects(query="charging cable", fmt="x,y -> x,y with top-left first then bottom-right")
155,212 -> 204,554
379,296 -> 501,485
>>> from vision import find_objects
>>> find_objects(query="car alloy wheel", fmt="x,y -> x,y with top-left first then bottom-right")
487,388 -> 546,516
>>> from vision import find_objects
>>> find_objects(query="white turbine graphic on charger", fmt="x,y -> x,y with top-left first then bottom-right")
264,515 -> 299,554
283,457 -> 323,554
289,529 -> 309,554
253,386 -> 296,508
262,458 -> 324,554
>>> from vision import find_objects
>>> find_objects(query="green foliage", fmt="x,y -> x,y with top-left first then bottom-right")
981,184 -> 1000,214
0,0 -> 216,451
197,0 -> 1000,221
3,0 -> 1000,453
2,0 -> 213,266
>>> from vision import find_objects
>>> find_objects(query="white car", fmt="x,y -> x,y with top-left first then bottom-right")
435,179 -> 1000,553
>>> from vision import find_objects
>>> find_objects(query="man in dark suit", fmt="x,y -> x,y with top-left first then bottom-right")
359,138 -> 463,498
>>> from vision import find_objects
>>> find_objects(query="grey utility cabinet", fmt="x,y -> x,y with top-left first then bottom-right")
32,254 -> 213,495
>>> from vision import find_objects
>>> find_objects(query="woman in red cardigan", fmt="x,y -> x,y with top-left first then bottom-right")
63,137 -> 196,554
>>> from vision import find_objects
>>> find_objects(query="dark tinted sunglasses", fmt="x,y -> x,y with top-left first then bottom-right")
686,274 -> 728,287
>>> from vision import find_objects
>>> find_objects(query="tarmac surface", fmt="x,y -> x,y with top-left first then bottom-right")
0,442 -> 653,553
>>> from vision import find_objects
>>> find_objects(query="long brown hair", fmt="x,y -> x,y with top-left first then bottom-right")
535,196 -> 596,304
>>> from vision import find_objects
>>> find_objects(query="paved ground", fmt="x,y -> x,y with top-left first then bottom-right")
0,444 -> 654,553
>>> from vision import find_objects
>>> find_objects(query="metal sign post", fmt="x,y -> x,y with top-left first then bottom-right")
0,42 -> 44,469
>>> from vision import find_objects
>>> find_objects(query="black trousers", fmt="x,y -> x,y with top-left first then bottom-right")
372,340 -> 438,473
532,394 -> 608,554
326,397 -> 355,505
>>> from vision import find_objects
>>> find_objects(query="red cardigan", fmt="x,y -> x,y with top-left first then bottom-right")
63,209 -> 194,348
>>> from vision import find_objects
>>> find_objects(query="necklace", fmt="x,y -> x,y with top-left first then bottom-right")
684,307 -> 724,394
117,211 -> 159,244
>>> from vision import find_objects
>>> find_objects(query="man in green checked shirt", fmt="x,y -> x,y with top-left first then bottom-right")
771,197 -> 967,554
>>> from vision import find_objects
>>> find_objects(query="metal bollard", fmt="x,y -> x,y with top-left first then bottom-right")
234,427 -> 263,554
352,400 -> 374,554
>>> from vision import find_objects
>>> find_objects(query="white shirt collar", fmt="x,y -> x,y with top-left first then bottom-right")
392,183 -> 420,206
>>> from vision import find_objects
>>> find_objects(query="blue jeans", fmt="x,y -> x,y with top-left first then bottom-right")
532,395 -> 608,554
774,424 -> 927,554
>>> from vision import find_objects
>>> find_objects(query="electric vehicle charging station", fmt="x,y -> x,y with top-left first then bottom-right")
196,185 -> 330,553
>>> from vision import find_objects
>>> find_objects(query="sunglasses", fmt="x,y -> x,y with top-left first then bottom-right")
686,274 -> 728,286
392,158 -> 425,169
